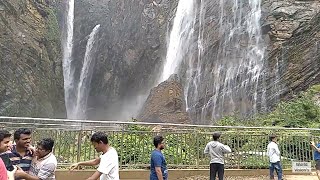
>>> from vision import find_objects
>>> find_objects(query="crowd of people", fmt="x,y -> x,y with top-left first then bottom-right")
0,128 -> 320,180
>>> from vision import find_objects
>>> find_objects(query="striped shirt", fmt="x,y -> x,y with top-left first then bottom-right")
29,153 -> 57,180
7,145 -> 33,171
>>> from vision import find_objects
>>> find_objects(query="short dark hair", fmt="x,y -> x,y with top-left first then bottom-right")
0,130 -> 11,142
213,132 -> 221,141
37,138 -> 54,152
14,128 -> 32,140
90,132 -> 108,144
153,135 -> 164,148
269,134 -> 277,141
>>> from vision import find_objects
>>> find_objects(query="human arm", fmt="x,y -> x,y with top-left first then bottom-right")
15,163 -> 56,180
155,167 -> 163,180
204,144 -> 209,154
152,153 -> 165,180
86,170 -> 102,180
221,144 -> 232,154
69,157 -> 101,170
311,142 -> 320,153
15,170 -> 40,180
274,144 -> 280,156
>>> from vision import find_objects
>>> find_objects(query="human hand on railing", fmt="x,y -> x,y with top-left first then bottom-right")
69,163 -> 80,171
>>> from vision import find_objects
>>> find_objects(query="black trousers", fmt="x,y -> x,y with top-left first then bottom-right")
210,163 -> 224,180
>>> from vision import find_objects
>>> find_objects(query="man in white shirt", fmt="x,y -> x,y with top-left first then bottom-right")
69,132 -> 119,180
267,135 -> 282,180
15,138 -> 58,180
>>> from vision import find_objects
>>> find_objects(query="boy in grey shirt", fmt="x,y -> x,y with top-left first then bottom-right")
204,132 -> 231,180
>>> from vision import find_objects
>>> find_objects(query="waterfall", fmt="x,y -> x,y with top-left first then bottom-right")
183,0 -> 266,122
62,0 -> 75,118
62,0 -> 100,119
73,24 -> 101,119
159,0 -> 196,83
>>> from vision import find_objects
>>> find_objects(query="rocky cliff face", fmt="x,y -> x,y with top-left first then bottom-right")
176,0 -> 320,123
72,0 -> 178,120
71,0 -> 320,123
1,0 -> 319,123
264,0 -> 320,101
0,0 -> 65,117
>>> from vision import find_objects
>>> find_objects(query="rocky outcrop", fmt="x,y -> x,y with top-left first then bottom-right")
264,0 -> 320,102
0,0 -> 65,117
138,74 -> 190,123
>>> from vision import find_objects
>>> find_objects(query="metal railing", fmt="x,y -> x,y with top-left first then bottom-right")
1,116 -> 319,169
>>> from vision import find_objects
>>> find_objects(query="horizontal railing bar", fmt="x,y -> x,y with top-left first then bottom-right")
1,116 -> 320,131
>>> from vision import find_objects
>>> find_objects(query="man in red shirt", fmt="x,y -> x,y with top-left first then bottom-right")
0,130 -> 16,180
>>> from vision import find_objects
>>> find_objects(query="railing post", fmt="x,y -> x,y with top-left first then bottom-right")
237,129 -> 240,169
120,124 -> 124,170
196,129 -> 199,169
76,123 -> 82,163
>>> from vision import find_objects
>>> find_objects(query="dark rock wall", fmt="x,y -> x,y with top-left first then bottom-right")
73,0 -> 177,119
264,0 -> 320,103
0,0 -> 65,117
182,0 -> 320,122
69,0 -> 320,122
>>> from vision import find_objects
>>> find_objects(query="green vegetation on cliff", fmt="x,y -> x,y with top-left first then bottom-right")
217,85 -> 320,128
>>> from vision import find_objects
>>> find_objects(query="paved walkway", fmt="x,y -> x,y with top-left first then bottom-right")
285,175 -> 318,180
180,175 -> 318,180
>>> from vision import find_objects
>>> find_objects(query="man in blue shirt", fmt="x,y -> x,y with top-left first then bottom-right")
150,135 -> 168,180
311,141 -> 320,180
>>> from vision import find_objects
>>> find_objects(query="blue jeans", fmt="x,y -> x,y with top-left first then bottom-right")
269,161 -> 282,180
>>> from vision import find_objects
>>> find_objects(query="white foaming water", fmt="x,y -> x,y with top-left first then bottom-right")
183,0 -> 266,122
62,0 -> 75,118
159,0 -> 196,83
73,24 -> 101,119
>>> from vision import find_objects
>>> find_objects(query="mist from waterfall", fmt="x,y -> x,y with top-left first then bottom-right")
62,0 -> 75,119
73,24 -> 101,119
159,0 -> 197,83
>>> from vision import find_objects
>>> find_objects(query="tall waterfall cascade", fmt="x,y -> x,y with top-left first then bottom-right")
161,0 -> 267,123
62,0 -> 75,119
62,0 -> 100,119
159,0 -> 197,83
73,24 -> 101,119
